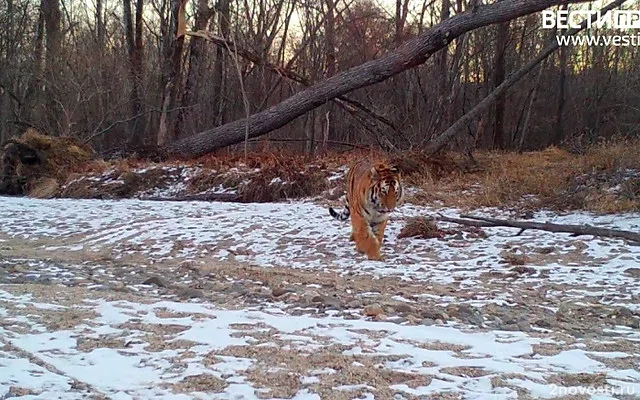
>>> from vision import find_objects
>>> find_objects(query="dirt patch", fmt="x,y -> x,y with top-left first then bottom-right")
531,342 -> 565,356
143,338 -> 198,352
2,386 -> 40,397
548,372 -> 608,388
152,308 -> 196,319
209,339 -> 435,398
0,300 -> 98,332
77,336 -> 130,352
587,355 -> 638,370
115,322 -> 189,336
440,366 -> 491,378
165,373 -> 228,393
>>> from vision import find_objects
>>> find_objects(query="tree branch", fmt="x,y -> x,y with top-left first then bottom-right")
437,214 -> 640,243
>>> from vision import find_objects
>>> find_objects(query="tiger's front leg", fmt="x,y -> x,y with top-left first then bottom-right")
372,219 -> 388,245
351,214 -> 382,260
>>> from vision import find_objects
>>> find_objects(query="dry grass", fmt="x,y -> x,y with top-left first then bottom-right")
237,163 -> 329,202
398,217 -> 450,239
18,129 -> 95,180
389,151 -> 465,183
501,252 -> 529,266
548,372 -> 609,388
1,129 -> 95,196
8,133 -> 637,212
28,177 -> 60,199
411,139 -> 640,213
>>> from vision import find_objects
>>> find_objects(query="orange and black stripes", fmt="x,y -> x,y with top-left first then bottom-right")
329,160 -> 404,260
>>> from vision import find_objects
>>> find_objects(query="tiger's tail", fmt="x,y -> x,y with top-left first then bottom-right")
329,204 -> 350,221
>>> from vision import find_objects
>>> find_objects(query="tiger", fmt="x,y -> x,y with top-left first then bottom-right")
329,160 -> 404,260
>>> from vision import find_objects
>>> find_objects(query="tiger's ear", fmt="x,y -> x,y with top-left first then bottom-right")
369,166 -> 378,178
390,166 -> 401,174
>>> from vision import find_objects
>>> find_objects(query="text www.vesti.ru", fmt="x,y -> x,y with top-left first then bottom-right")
556,33 -> 640,46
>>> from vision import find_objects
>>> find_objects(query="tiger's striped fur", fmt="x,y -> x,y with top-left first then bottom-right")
329,160 -> 404,260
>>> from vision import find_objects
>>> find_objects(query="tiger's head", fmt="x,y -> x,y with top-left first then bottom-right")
367,163 -> 404,215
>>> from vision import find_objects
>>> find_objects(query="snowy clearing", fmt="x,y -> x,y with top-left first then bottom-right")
1,196 -> 640,399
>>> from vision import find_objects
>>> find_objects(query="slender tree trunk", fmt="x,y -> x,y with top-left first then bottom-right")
554,3 -> 568,145
395,0 -> 409,45
178,0 -> 215,137
492,20 -> 509,149
123,0 -> 146,147
518,62 -> 545,151
41,0 -> 61,135
19,3 -> 46,127
437,0 -> 451,131
212,0 -> 230,126
96,0 -> 105,47
158,0 -> 187,146
323,0 -> 337,148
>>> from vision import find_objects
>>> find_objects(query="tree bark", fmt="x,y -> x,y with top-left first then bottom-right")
395,0 -> 409,46
425,0 -> 626,155
178,0 -> 215,137
96,0 -> 105,48
518,62 -> 545,151
167,0 -> 595,158
41,0 -> 62,134
554,2 -> 568,145
157,0 -> 188,146
492,20 -> 509,149
323,0 -> 337,150
123,0 -> 146,147
212,0 -> 230,126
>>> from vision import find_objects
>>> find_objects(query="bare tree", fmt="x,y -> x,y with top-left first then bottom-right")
492,20 -> 509,149
123,0 -> 146,147
178,0 -> 215,137
426,0 -> 628,155
157,0 -> 188,146
167,0 -> 598,157
554,2 -> 568,145
212,0 -> 230,126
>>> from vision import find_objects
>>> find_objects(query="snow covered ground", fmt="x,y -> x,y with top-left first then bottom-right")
1,196 -> 639,399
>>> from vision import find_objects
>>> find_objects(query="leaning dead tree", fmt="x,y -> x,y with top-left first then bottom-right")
425,0 -> 628,155
167,0 -> 594,158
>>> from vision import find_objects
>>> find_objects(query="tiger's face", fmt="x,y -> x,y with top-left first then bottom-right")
368,164 -> 403,215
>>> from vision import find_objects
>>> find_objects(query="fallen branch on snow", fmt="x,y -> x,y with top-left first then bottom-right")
436,214 -> 640,243
140,193 -> 240,202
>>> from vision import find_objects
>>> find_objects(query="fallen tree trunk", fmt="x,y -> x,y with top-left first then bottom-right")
425,0 -> 627,154
167,0 -> 592,157
437,214 -> 640,243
